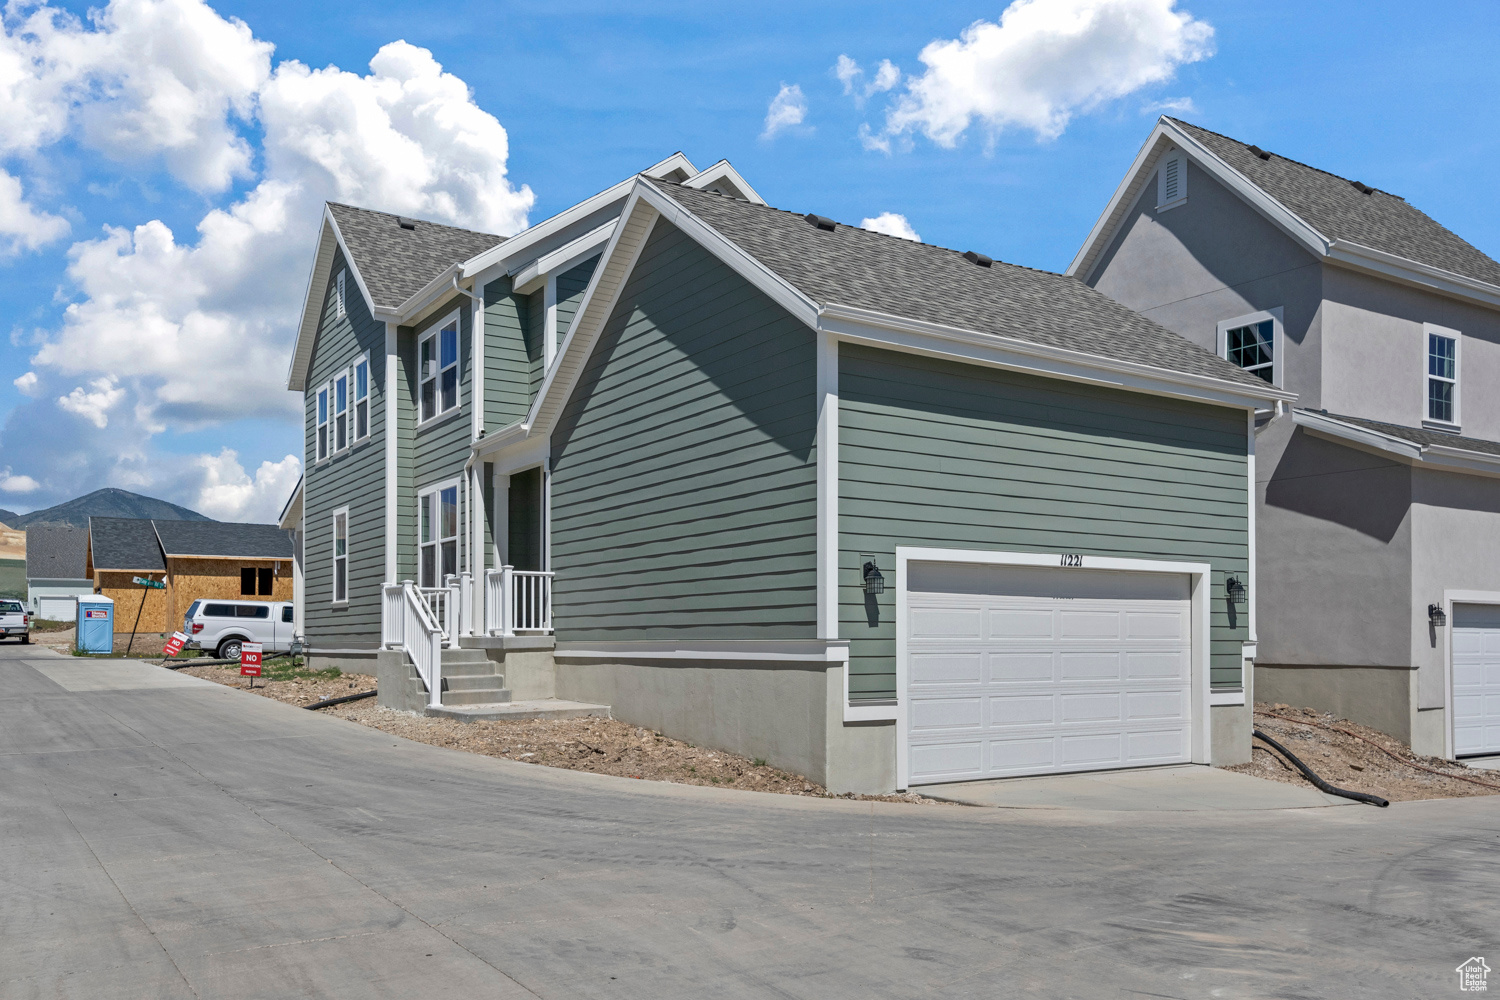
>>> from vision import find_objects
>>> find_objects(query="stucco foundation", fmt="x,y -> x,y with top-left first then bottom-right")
1255,663 -> 1416,743
1211,702 -> 1252,765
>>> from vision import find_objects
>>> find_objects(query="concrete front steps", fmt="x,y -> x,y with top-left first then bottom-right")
378,640 -> 609,722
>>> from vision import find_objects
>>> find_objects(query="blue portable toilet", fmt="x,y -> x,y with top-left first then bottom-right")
76,595 -> 114,654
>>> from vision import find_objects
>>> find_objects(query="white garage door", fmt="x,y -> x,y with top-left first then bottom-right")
37,596 -> 77,621
1452,604 -> 1500,757
904,561 -> 1194,785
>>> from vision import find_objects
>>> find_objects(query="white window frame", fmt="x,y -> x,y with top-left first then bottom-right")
315,384 -> 330,462
332,369 -> 350,452
353,350 -> 371,443
1157,148 -> 1188,212
336,269 -> 346,319
417,310 -> 462,426
1423,322 -> 1461,431
331,506 -> 349,605
417,478 -> 462,589
1217,307 -> 1283,390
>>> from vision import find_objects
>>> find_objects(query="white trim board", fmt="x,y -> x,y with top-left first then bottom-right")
553,640 -> 850,663
891,546 -> 1214,791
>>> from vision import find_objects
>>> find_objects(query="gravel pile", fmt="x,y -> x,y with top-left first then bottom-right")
1229,702 -> 1500,802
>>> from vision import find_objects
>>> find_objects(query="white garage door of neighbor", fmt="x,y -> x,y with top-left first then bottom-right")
905,562 -> 1194,785
37,596 -> 77,621
1452,604 -> 1500,756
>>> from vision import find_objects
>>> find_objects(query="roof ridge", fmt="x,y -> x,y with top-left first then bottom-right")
648,178 -> 1074,283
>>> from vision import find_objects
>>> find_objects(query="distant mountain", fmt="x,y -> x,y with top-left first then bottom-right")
11,488 -> 213,530
0,509 -> 17,528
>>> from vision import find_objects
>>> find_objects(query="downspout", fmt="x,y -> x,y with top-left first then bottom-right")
451,273 -> 486,633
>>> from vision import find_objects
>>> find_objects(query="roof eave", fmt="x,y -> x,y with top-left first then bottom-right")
1293,408 -> 1500,478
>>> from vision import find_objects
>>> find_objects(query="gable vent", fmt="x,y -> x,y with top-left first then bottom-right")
1247,144 -> 1271,160
1350,180 -> 1374,195
1162,157 -> 1180,201
805,213 -> 836,231
962,251 -> 993,268
398,217 -> 418,230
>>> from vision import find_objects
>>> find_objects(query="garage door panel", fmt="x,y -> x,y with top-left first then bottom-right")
909,607 -> 984,639
1058,611 -> 1123,639
1452,608 -> 1500,757
987,652 -> 1054,684
1059,652 -> 1123,682
989,610 -> 1054,639
909,697 -> 982,731
1059,692 -> 1123,724
987,694 -> 1056,727
906,570 -> 1193,785
909,652 -> 983,685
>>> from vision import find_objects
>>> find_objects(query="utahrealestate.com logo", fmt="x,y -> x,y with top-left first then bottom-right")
1458,957 -> 1491,992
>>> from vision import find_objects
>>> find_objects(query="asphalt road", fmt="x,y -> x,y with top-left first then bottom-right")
3,643 -> 1496,999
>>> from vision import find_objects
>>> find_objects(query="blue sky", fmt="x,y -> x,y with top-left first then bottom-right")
2,0 -> 1499,520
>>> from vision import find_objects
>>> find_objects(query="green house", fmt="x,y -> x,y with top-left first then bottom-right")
286,164 -> 1287,794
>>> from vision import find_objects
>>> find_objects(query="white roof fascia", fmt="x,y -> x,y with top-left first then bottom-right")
510,220 -> 617,294
459,153 -> 699,280
819,302 -> 1294,411
1325,239 -> 1500,310
680,160 -> 768,205
1067,119 -> 1329,282
389,263 -> 469,328
471,418 -> 527,460
1293,409 -> 1500,478
286,207 -> 382,390
277,477 -> 303,530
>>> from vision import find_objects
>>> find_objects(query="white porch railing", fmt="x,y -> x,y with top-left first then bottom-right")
382,581 -> 444,709
418,572 -> 471,649
483,567 -> 554,636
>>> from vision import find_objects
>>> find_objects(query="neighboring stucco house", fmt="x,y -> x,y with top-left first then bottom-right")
1073,116 -> 1500,759
86,517 -> 294,635
356,174 -> 1285,793
284,153 -> 763,680
25,523 -> 92,619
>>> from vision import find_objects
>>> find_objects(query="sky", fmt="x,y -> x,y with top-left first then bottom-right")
2,0 -> 1499,522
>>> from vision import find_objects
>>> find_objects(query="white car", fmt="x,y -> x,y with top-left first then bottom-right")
183,599 -> 296,661
0,599 -> 29,644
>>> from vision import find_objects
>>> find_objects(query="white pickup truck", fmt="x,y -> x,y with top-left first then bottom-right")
183,599 -> 297,661
0,599 -> 30,644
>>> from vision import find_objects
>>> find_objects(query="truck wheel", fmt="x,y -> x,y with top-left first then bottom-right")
20,634 -> 29,644
217,638 -> 243,661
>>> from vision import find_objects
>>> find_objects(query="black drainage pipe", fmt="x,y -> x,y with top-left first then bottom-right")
304,690 -> 377,711
1253,729 -> 1389,807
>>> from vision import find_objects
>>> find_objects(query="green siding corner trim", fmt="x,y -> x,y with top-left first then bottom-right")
550,220 -> 817,641
839,343 -> 1250,701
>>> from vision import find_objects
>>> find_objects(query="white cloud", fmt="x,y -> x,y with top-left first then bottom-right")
57,375 -> 125,428
12,371 -> 39,396
1144,95 -> 1197,115
860,212 -> 921,242
835,55 -> 900,107
0,169 -> 68,254
192,448 -> 300,522
761,83 -> 808,139
0,468 -> 40,493
877,0 -> 1213,148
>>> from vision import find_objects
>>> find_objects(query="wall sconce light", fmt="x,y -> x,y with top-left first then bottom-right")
1429,604 -> 1447,627
862,560 -> 885,595
1225,575 -> 1247,605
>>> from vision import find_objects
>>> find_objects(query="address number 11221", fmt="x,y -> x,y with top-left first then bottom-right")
1059,553 -> 1083,567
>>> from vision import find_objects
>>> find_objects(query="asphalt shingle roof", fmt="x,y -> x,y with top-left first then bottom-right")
1170,118 -> 1500,288
89,517 -> 165,572
327,203 -> 505,310
1307,410 -> 1500,457
649,180 -> 1272,391
26,523 -> 88,579
153,520 -> 293,560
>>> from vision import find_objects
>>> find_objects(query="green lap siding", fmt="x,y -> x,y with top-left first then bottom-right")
303,247 -> 387,650
555,255 -> 599,339
408,296 -> 476,579
483,276 -> 532,429
839,344 -> 1250,701
549,220 -> 817,640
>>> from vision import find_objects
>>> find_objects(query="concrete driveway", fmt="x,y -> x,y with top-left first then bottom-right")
3,644 -> 1495,999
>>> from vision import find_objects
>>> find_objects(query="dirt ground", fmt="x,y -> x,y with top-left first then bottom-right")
176,662 -> 934,802
1229,702 -> 1500,802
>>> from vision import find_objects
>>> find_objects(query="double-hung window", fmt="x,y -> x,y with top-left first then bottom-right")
353,353 -> 370,441
332,370 -> 349,451
419,317 -> 460,422
316,385 -> 330,461
1217,309 -> 1282,387
332,508 -> 348,603
1426,324 -> 1460,427
418,483 -> 459,588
